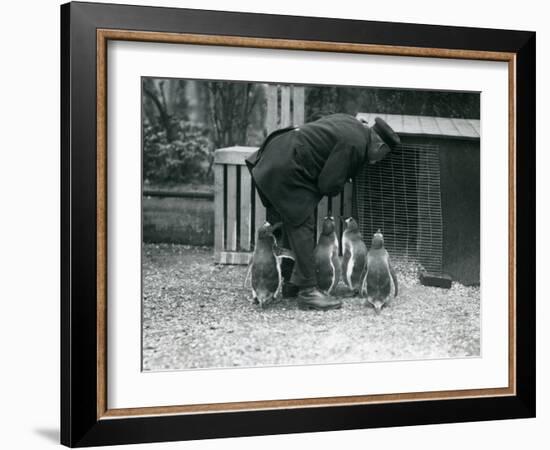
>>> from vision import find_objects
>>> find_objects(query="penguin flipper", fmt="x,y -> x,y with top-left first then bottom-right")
331,253 -> 341,292
361,266 -> 369,297
361,252 -> 372,297
389,261 -> 398,297
243,257 -> 253,289
276,247 -> 295,261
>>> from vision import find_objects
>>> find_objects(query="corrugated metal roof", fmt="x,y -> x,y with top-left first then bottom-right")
356,112 -> 480,139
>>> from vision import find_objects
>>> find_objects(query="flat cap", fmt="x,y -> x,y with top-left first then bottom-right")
372,117 -> 401,148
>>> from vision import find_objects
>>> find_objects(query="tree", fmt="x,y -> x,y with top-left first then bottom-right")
143,78 -> 188,141
205,81 -> 262,148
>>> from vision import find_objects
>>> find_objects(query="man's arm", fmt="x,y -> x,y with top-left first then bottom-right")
317,142 -> 355,196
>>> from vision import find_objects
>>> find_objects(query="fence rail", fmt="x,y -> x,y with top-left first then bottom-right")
143,190 -> 214,200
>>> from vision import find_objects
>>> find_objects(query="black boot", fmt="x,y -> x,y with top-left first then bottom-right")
297,287 -> 342,311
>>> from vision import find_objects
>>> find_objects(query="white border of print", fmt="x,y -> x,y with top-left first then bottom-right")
107,40 -> 509,409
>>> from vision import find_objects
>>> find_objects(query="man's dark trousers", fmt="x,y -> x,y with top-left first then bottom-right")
267,209 -> 316,289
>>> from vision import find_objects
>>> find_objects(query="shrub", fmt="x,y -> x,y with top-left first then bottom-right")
143,118 -> 212,185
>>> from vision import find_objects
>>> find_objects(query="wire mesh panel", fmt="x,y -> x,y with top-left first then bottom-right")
355,143 -> 443,274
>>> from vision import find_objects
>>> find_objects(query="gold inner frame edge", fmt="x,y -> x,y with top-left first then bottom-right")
95,29 -> 517,420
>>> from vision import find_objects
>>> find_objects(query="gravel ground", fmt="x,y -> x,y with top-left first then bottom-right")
142,244 -> 480,371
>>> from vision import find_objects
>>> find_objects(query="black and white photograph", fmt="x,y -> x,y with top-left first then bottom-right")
141,78 -> 481,371
0,0 -> 542,447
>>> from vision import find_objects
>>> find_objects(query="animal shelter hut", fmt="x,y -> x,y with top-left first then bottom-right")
213,86 -> 480,286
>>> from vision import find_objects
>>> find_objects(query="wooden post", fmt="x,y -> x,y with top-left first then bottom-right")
240,168 -> 252,251
316,196 -> 329,241
213,164 -> 225,259
254,189 -> 266,233
226,165 -> 238,251
343,182 -> 353,218
266,85 -> 278,134
293,86 -> 305,125
332,193 -> 342,244
280,86 -> 291,127
266,83 -> 305,133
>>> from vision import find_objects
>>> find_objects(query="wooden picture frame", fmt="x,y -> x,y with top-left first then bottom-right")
61,1 -> 535,447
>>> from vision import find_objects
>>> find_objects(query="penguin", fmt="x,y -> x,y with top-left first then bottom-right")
247,222 -> 295,309
341,217 -> 368,294
361,230 -> 398,314
314,216 -> 341,294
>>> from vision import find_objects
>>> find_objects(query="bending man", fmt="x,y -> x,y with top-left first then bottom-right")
246,113 -> 400,310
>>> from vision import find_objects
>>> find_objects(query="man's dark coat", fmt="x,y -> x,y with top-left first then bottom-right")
245,113 -> 371,227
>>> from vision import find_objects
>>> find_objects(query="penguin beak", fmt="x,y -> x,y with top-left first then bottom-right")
374,302 -> 383,314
